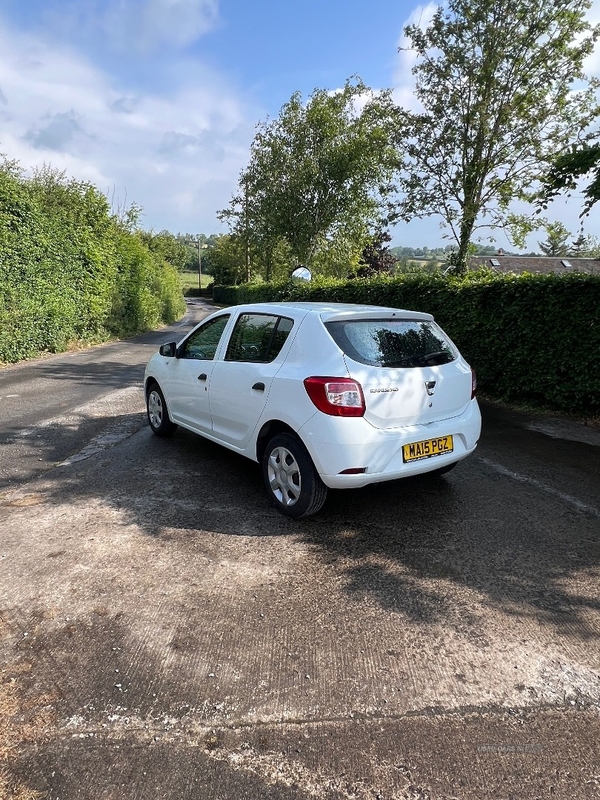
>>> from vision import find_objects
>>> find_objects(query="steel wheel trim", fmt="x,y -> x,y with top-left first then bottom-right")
267,445 -> 301,506
148,390 -> 163,429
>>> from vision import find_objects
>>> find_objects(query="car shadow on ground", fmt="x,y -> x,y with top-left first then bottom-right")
4,416 -> 598,642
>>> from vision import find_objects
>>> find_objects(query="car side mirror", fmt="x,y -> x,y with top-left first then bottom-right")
291,266 -> 311,283
159,342 -> 177,357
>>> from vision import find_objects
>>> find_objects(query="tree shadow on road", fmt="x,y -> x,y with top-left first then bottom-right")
3,416 -> 599,642
30,358 -> 148,388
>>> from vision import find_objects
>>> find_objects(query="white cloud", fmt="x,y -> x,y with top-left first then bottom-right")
101,0 -> 219,53
393,3 -> 438,112
25,111 -> 85,152
40,0 -> 219,55
0,13 -> 256,234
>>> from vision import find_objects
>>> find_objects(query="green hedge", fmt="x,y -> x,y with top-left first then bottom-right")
214,271 -> 600,416
0,164 -> 185,362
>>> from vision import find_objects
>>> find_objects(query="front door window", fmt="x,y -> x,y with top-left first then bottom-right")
180,315 -> 231,360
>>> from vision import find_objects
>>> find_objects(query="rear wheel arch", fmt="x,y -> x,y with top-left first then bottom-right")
256,420 -> 298,464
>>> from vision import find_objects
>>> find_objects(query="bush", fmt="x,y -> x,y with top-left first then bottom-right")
214,271 -> 600,416
0,162 -> 185,362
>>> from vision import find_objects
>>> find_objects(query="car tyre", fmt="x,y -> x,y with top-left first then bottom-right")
262,433 -> 327,519
147,383 -> 178,437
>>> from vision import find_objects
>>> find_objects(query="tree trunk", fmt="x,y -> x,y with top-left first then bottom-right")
455,214 -> 476,274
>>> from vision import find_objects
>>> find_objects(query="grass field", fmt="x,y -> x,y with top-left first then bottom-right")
179,270 -> 213,292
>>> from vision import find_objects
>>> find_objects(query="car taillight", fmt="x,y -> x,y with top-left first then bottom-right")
304,376 -> 365,417
471,369 -> 477,399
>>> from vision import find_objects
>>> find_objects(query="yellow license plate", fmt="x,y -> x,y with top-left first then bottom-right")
403,435 -> 454,463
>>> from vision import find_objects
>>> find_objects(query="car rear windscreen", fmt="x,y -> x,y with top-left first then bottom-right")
325,319 -> 457,368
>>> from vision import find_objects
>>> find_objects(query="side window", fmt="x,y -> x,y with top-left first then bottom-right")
225,314 -> 294,363
268,316 -> 293,360
180,315 -> 230,360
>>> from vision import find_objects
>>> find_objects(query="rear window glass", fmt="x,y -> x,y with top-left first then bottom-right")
325,319 -> 457,368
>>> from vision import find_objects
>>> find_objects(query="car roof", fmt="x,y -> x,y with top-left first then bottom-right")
231,301 -> 434,322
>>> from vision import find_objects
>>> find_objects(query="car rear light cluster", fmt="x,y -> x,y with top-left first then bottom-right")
304,376 -> 365,417
471,369 -> 477,399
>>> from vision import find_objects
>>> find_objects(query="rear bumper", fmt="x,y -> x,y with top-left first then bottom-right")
298,399 -> 482,489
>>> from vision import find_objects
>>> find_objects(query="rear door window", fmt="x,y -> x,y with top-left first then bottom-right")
225,314 -> 293,363
325,319 -> 457,368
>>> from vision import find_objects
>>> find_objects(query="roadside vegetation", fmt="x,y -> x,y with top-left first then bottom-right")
214,271 -> 599,418
179,271 -> 213,294
0,160 -> 185,364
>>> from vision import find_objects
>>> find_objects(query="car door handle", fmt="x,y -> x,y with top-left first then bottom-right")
198,373 -> 207,381
252,382 -> 265,391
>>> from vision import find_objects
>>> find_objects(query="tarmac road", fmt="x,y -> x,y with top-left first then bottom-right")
0,301 -> 599,800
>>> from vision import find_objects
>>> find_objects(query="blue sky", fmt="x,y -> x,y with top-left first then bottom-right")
0,0 -> 598,248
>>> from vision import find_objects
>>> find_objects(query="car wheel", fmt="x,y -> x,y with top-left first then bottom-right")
262,433 -> 327,519
146,383 -> 178,437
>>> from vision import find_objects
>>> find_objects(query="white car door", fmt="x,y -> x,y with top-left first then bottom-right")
208,313 -> 294,450
167,313 -> 231,434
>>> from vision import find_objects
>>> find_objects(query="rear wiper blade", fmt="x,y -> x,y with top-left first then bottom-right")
419,351 -> 452,364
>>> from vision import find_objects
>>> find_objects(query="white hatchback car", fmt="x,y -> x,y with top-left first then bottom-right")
144,302 -> 481,518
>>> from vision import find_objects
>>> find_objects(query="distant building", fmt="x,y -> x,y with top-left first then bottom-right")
467,255 -> 600,275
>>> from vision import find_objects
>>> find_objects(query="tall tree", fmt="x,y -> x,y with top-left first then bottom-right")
220,78 -> 400,276
395,0 -> 599,272
355,230 -> 398,277
537,221 -> 571,256
137,229 -> 189,271
569,231 -> 589,256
